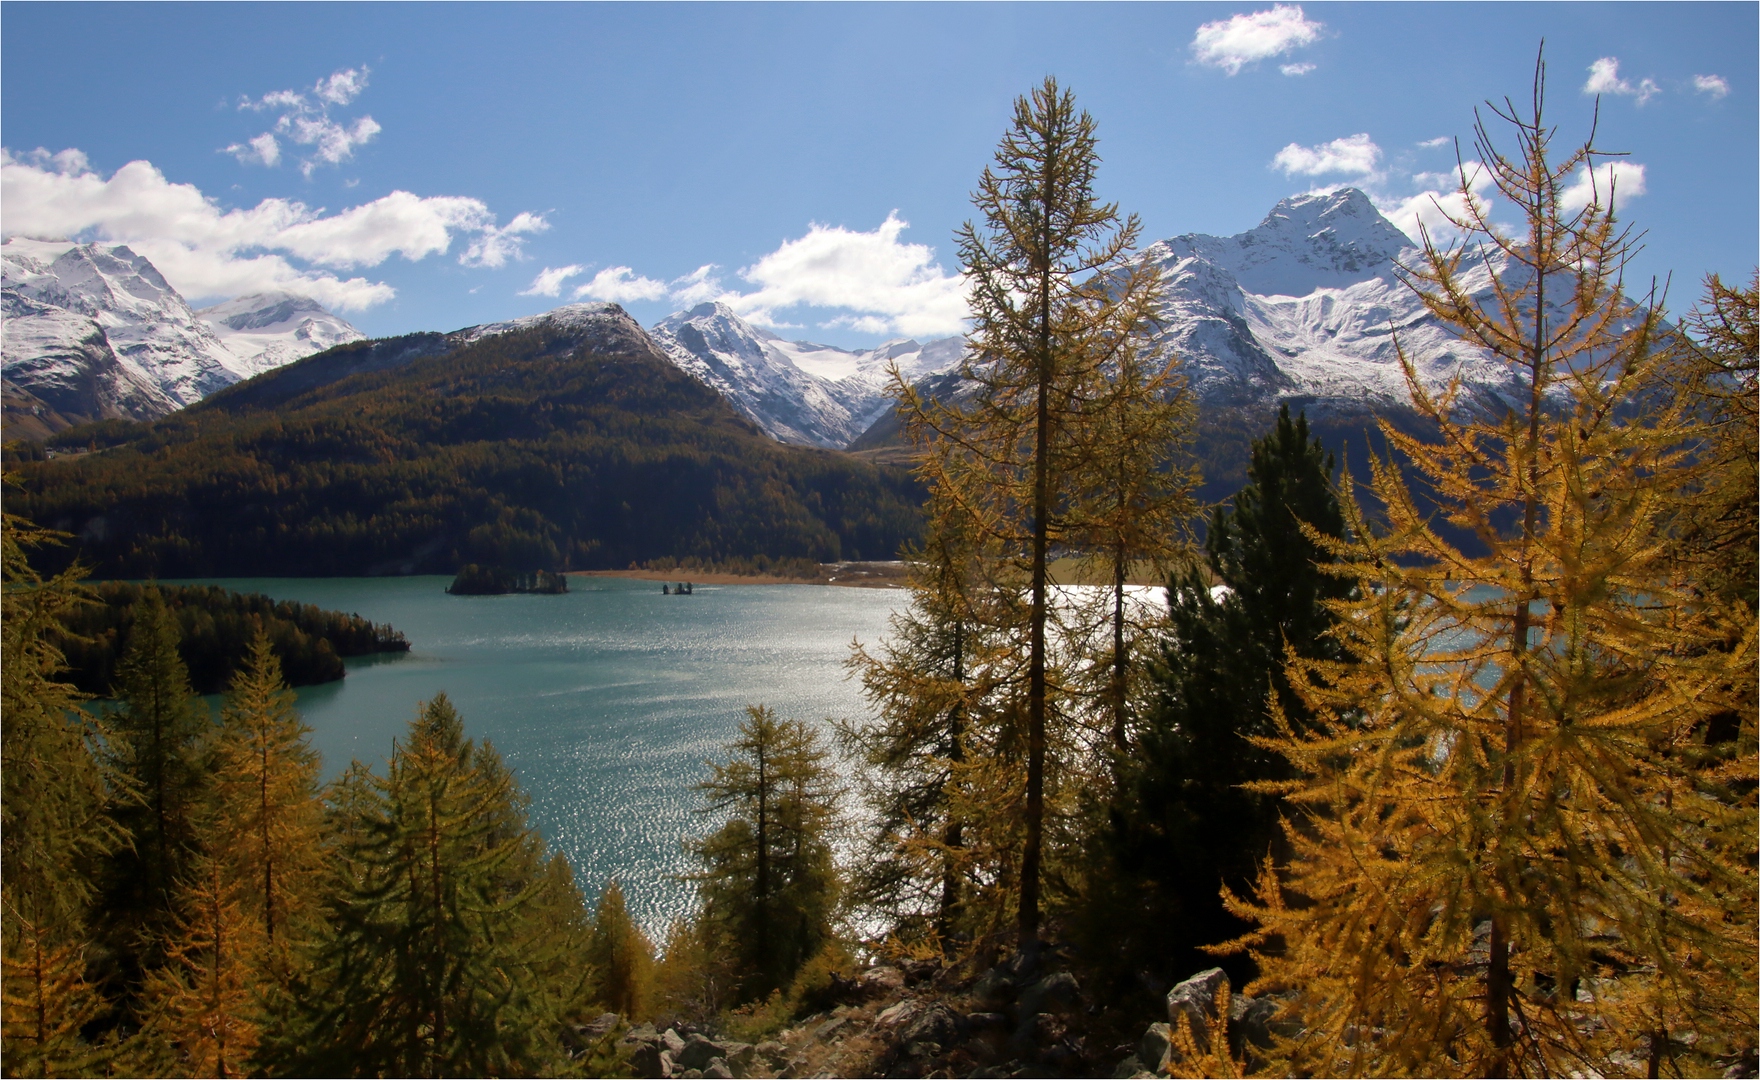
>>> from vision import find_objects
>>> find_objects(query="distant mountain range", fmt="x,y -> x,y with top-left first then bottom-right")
1,239 -> 363,439
7,188 -> 1536,462
12,303 -> 924,578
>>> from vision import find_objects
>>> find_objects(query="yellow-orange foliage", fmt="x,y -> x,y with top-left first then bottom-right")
1220,55 -> 1758,1078
135,857 -> 264,1078
207,629 -> 323,974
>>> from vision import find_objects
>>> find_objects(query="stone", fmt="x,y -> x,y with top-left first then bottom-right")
1138,1021 -> 1173,1073
1111,1053 -> 1145,1079
1229,993 -> 1281,1054
965,1011 -> 1010,1032
814,1015 -> 847,1042
722,1042 -> 756,1071
877,1000 -> 922,1028
899,1002 -> 964,1050
629,1043 -> 673,1079
580,1012 -> 621,1039
972,966 -> 1017,1008
677,1034 -> 730,1071
859,965 -> 907,993
702,1060 -> 733,1080
660,1028 -> 688,1057
677,1071 -> 703,1080
1017,971 -> 1080,1019
1166,967 -> 1231,1052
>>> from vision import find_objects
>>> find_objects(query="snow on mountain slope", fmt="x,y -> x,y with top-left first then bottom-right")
650,303 -> 865,447
648,302 -> 967,448
197,292 -> 363,379
1144,188 -> 1515,411
3,239 -> 361,433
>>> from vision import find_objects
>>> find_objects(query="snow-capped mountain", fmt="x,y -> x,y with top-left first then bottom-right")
649,301 -> 964,448
650,190 -> 1530,453
1143,187 -> 1514,411
197,292 -> 364,379
2,239 -> 361,433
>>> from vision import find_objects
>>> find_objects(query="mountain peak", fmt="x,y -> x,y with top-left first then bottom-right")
681,300 -> 742,321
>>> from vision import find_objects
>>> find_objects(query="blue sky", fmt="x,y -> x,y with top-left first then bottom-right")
3,2 -> 1753,347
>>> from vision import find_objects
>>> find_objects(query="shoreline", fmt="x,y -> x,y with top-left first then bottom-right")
571,561 -> 909,589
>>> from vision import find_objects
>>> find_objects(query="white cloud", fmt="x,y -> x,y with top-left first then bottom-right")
460,210 -> 548,269
571,266 -> 668,303
1374,162 -> 1495,244
1583,57 -> 1660,104
1,148 -> 543,309
1272,133 -> 1381,177
314,68 -> 368,106
226,132 -> 281,167
521,264 -> 586,297
667,265 -> 729,307
283,115 -> 382,178
729,212 -> 968,337
1280,62 -> 1316,76
1559,161 -> 1647,213
1191,5 -> 1324,76
823,314 -> 896,335
230,67 -> 381,175
536,215 -> 968,335
1417,136 -> 1451,149
1694,74 -> 1729,99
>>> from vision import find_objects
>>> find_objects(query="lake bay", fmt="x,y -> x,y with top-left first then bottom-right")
170,575 -> 902,933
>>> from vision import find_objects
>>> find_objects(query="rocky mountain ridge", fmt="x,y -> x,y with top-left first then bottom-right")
2,238 -> 362,438
1142,187 -> 1515,412
650,302 -> 965,449
7,189 -> 1570,455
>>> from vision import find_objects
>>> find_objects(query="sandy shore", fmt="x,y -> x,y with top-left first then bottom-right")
571,561 -> 909,589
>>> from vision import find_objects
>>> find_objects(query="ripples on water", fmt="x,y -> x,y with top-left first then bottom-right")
173,576 -> 902,935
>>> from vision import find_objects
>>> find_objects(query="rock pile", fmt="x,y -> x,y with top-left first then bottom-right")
1113,968 -> 1294,1077
621,1023 -> 756,1078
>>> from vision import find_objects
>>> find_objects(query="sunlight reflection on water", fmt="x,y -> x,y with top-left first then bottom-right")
170,575 -> 902,935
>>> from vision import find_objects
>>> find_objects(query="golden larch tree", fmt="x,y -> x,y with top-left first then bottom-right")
1224,53 -> 1758,1078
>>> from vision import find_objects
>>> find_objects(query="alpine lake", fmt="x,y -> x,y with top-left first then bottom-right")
166,574 -> 903,934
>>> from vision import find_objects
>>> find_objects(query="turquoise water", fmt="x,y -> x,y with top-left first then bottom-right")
168,575 -> 903,933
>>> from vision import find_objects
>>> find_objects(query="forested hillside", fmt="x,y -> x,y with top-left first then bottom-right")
7,311 -> 924,578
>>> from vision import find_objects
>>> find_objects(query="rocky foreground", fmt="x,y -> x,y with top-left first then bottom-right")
570,952 -> 1283,1079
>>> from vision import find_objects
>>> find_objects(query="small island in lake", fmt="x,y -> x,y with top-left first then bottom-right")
447,565 -> 570,596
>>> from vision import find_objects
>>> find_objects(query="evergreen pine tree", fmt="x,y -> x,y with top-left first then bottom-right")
1225,55 -> 1758,1077
106,590 -> 212,917
278,694 -> 591,1077
690,705 -> 840,1000
1092,405 -> 1348,987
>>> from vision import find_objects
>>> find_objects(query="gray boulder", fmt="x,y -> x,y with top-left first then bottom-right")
660,1028 -> 688,1057
900,1001 -> 964,1048
702,1059 -> 734,1080
1138,1021 -> 1174,1073
629,1043 -> 673,1079
1166,968 -> 1231,1052
859,965 -> 906,993
722,1042 -> 756,1072
1018,970 -> 1080,1019
676,1033 -> 730,1071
